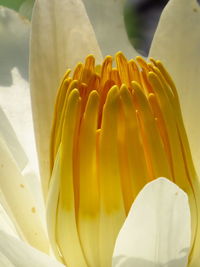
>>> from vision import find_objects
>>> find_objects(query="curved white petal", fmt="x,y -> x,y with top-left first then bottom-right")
22,165 -> 46,226
0,251 -> 15,267
0,231 -> 65,267
82,0 -> 138,58
0,201 -> 18,239
46,149 -> 62,262
0,7 -> 38,174
112,178 -> 191,267
0,107 -> 27,171
0,137 -> 48,253
30,0 -> 102,197
0,108 -> 45,225
149,0 -> 200,177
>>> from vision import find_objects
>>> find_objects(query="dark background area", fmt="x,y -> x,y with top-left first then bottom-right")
125,0 -> 169,56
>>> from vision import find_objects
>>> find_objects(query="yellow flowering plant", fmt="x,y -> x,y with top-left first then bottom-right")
0,0 -> 200,266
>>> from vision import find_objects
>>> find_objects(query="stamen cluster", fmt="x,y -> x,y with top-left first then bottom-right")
47,52 -> 199,267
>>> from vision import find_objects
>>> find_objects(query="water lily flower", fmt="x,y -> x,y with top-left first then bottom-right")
0,0 -> 200,266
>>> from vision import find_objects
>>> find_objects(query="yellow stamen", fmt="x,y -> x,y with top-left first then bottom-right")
47,52 -> 200,267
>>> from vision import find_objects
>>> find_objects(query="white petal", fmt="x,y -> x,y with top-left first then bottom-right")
46,149 -> 62,261
0,107 -> 27,170
0,7 -> 39,174
0,137 -> 49,253
0,231 -> 65,267
82,0 -> 138,58
0,117 -> 44,225
22,165 -> 46,226
0,251 -> 15,267
30,0 -> 102,197
149,0 -> 200,177
112,178 -> 191,267
0,201 -> 19,239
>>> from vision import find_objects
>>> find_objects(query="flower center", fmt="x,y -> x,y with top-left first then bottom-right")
47,52 -> 200,267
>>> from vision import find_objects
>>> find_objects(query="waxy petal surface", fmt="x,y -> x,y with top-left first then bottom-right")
30,0 -> 102,197
150,0 -> 200,179
113,178 -> 191,267
0,231 -> 64,267
0,138 -> 48,253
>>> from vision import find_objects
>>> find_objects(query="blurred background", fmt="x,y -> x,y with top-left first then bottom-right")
125,0 -> 169,56
0,0 -> 170,56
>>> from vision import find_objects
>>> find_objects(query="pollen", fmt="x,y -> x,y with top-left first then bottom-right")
47,52 -> 200,267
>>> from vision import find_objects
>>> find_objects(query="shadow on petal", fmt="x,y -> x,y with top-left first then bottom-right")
0,7 -> 30,86
113,253 -> 189,267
